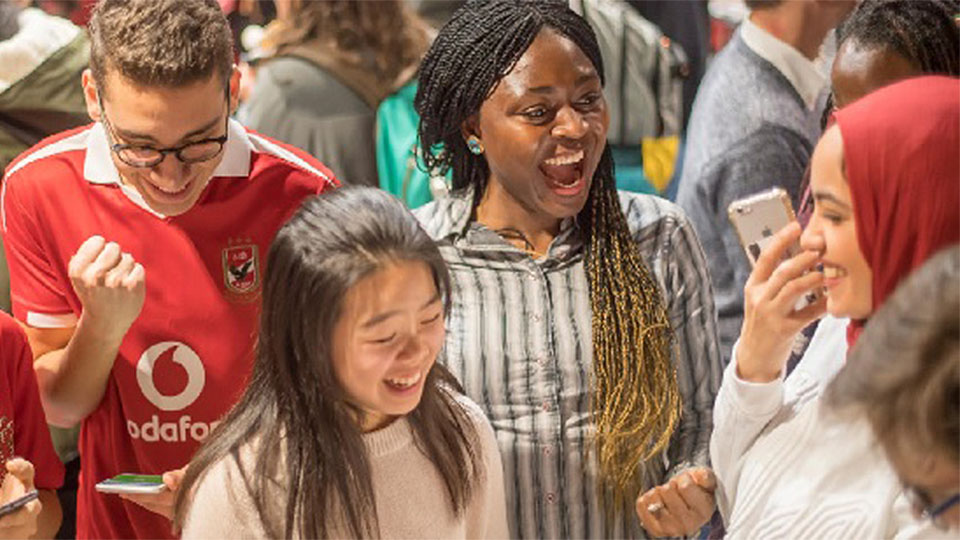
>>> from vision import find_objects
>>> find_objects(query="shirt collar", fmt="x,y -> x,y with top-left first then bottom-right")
438,187 -> 581,257
83,117 -> 253,186
740,17 -> 827,110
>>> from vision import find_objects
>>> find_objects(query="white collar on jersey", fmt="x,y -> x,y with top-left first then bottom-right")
83,117 -> 254,187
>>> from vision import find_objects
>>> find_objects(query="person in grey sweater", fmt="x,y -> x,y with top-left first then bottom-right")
677,0 -> 853,363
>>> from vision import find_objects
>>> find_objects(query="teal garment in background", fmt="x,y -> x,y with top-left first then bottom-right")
610,144 -> 658,195
377,81 -> 440,208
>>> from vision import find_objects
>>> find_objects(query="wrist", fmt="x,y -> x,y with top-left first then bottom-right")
734,342 -> 783,383
76,311 -> 130,344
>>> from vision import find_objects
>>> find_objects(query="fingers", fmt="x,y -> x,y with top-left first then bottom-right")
690,467 -> 717,492
638,471 -> 718,538
66,236 -> 146,334
637,488 -> 682,537
0,498 -> 41,536
162,468 -> 186,492
118,490 -> 175,520
81,242 -> 122,285
122,263 -> 145,291
70,237 -> 145,288
102,254 -> 144,292
103,253 -> 135,289
747,222 -> 801,286
762,250 -> 821,303
790,294 -> 828,324
662,479 -> 702,533
5,459 -> 35,490
67,235 -> 106,277
674,475 -> 715,526
773,266 -> 823,305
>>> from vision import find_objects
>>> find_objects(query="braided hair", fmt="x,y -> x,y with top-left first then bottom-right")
839,0 -> 960,75
416,0 -> 679,516
823,0 -> 959,132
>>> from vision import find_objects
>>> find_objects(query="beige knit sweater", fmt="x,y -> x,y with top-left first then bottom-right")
181,396 -> 508,539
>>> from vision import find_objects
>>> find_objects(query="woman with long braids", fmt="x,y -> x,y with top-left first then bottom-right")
413,1 -> 722,537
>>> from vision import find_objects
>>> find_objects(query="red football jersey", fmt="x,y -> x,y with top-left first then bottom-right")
0,311 -> 64,491
1,120 -> 336,539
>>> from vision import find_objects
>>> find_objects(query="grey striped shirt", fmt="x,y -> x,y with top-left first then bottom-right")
414,189 -> 722,539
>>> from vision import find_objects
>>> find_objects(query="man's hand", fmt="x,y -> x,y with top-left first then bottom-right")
636,467 -> 717,538
68,235 -> 145,340
118,467 -> 186,521
0,459 -> 42,539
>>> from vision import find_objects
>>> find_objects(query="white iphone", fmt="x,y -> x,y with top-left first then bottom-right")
728,187 -> 821,309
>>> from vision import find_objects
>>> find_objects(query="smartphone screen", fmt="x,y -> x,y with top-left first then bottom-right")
95,474 -> 166,495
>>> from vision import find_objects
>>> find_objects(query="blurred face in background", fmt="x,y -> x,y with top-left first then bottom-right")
830,39 -> 922,109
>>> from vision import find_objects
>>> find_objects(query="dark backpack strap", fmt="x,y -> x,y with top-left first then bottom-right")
0,108 -> 90,147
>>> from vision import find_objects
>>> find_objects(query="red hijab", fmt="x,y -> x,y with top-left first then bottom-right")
834,76 -> 960,346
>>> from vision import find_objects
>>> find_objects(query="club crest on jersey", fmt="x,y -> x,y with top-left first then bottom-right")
222,244 -> 259,294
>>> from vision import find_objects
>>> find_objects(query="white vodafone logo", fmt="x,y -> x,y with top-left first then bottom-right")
135,341 -> 205,411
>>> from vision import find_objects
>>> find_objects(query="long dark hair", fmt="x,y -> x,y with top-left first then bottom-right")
173,187 -> 481,538
415,0 -> 679,517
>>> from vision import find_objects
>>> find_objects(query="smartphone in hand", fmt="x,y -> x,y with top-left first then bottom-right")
728,187 -> 822,308
95,474 -> 166,495
0,490 -> 38,518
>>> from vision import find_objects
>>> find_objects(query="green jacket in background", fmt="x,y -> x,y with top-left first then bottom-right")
0,9 -> 90,318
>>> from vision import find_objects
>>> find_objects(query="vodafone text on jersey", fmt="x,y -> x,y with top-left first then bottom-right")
127,342 -> 220,443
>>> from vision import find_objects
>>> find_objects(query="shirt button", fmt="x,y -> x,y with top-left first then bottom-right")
543,445 -> 552,456
541,401 -> 550,412
532,312 -> 543,323
546,493 -> 556,503
537,356 -> 548,368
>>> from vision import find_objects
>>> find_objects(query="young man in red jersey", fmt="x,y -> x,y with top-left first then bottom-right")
0,1 -> 336,537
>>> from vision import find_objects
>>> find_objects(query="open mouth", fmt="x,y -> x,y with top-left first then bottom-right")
384,371 -> 423,392
146,179 -> 192,202
821,264 -> 847,294
540,149 -> 586,195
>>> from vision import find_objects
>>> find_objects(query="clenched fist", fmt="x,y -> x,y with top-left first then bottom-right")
68,236 -> 146,340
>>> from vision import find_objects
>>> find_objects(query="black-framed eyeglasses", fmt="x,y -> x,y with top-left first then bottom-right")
97,87 -> 230,168
905,486 -> 960,531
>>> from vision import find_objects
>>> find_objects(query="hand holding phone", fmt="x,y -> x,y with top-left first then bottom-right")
0,491 -> 38,519
735,222 -> 826,382
0,458 -> 42,539
98,467 -> 187,521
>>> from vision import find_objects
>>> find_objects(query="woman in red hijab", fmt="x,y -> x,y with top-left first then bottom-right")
709,76 -> 960,538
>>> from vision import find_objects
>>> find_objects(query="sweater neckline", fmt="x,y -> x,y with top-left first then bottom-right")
363,416 -> 413,457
